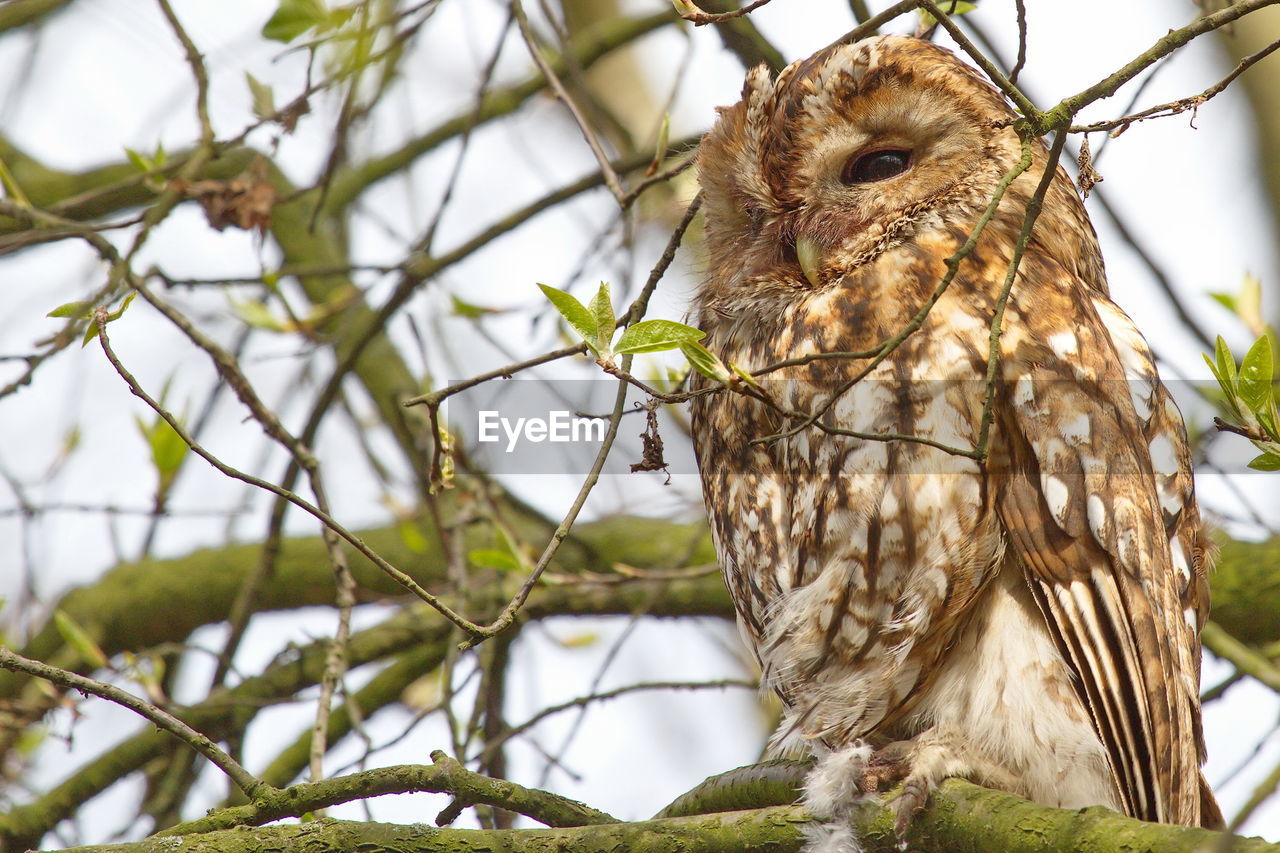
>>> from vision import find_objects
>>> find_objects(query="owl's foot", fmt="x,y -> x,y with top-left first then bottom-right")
878,730 -> 1020,842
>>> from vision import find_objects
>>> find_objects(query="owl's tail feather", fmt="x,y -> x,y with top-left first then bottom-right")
1200,772 -> 1224,830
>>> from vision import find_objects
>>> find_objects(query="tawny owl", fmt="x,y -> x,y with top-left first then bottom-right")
689,34 -> 1221,846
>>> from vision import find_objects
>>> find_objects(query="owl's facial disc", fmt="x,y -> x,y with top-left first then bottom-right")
793,145 -> 913,287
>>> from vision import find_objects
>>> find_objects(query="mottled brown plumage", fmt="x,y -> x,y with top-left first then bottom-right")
690,35 -> 1219,842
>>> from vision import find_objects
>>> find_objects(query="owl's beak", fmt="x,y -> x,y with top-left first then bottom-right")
795,235 -> 823,288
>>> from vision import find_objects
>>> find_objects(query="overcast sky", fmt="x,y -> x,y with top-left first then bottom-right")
0,0 -> 1277,844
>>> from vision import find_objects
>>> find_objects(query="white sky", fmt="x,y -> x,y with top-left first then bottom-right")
0,0 -> 1277,845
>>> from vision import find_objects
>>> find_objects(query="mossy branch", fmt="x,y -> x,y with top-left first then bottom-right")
4,517 -> 1274,702
38,773 -> 1280,853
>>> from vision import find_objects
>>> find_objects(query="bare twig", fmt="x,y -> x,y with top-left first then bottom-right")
0,647 -> 268,800
156,0 -> 213,149
404,343 -> 588,410
91,309 -> 490,637
1010,0 -> 1028,84
916,0 -> 1039,119
512,0 -> 626,202
1070,37 -> 1280,135
481,679 -> 755,764
973,129 -> 1068,459
674,0 -> 778,25
827,0 -> 920,50
1046,0 -> 1280,129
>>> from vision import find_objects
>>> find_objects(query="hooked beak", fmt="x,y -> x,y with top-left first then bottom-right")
795,235 -> 823,288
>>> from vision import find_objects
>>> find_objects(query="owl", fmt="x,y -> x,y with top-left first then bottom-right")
689,34 -> 1221,846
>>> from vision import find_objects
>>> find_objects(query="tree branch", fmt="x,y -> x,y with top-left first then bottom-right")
39,775 -> 1280,853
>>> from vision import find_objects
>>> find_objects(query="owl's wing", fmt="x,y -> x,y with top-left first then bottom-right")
993,295 -> 1208,826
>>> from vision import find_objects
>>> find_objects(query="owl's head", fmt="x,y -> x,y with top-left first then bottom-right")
697,35 -> 1022,302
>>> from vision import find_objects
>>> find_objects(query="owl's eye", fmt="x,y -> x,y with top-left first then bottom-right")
842,149 -> 911,184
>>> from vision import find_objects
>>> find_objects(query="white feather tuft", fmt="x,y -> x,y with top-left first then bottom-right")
802,819 -> 864,853
802,742 -> 873,818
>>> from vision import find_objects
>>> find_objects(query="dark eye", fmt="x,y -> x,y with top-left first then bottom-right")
841,148 -> 911,184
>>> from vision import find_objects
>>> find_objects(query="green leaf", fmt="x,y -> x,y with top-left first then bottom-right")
450,294 -> 501,319
538,283 -> 598,353
262,0 -> 328,43
53,610 -> 109,670
1215,335 -> 1237,389
1247,452 -> 1280,471
135,413 -> 189,478
47,301 -> 92,319
1238,334 -> 1274,414
616,319 -> 706,355
124,148 -> 151,173
81,292 -> 136,347
680,340 -> 730,382
1208,291 -> 1238,313
651,112 -> 670,169
1240,273 -> 1264,335
587,282 -> 615,356
1257,403 -> 1280,443
231,298 -> 287,331
397,519 -> 430,554
556,632 -> 600,648
246,72 -> 276,120
919,0 -> 977,26
468,549 -> 521,572
1202,354 -> 1239,421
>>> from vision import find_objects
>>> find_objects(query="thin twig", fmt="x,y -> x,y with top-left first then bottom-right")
826,0 -> 920,50
623,192 -> 702,326
1069,37 -> 1280,134
483,678 -> 755,764
0,647 -> 268,800
92,310 -> 490,637
916,0 -> 1039,119
459,372 -> 631,649
973,129 -> 1068,459
404,343 -> 588,409
416,10 -> 515,255
511,0 -> 626,202
155,0 -> 213,149
1046,0 -> 1280,128
674,0 -> 777,25
1010,0 -> 1027,84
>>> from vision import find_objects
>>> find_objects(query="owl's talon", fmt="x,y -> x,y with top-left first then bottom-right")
890,778 -> 930,840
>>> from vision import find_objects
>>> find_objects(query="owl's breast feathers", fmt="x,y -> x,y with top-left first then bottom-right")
692,225 -> 1006,732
